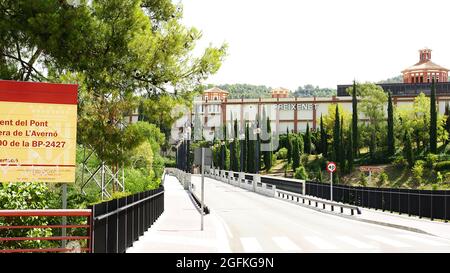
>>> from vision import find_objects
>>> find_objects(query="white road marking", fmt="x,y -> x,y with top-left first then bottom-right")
240,237 -> 263,252
140,234 -> 217,247
366,235 -> 412,248
215,212 -> 234,239
272,236 -> 302,251
335,236 -> 375,249
211,212 -> 232,253
396,234 -> 450,247
304,236 -> 338,249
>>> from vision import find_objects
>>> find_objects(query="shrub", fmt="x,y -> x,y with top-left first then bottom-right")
359,172 -> 367,187
434,161 -> 450,172
272,154 -> 278,166
0,183 -> 60,250
276,148 -> 288,159
425,154 -> 439,168
294,166 -> 308,180
393,156 -> 408,168
300,154 -> 309,166
411,161 -> 424,188
125,168 -> 158,194
377,172 -> 388,188
437,171 -> 444,184
317,170 -> 323,182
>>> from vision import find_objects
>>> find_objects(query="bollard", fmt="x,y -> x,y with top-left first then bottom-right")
253,174 -> 260,193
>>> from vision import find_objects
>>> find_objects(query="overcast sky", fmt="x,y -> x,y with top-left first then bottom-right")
181,0 -> 450,90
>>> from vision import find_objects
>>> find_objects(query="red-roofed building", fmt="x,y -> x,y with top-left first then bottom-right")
402,48 -> 449,83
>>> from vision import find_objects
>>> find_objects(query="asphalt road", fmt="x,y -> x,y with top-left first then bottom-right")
190,175 -> 450,253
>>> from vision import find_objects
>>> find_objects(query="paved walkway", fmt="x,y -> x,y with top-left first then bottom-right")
126,175 -> 230,253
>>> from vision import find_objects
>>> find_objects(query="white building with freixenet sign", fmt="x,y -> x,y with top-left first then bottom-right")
171,48 -> 450,143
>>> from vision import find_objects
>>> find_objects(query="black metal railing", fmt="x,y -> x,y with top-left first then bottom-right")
89,187 -> 164,253
305,181 -> 449,221
261,176 -> 304,194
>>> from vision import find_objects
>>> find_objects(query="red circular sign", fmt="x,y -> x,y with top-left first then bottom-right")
326,162 -> 336,173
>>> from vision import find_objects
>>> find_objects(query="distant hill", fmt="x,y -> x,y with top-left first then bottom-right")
293,84 -> 336,97
377,75 -> 403,84
216,84 -> 272,99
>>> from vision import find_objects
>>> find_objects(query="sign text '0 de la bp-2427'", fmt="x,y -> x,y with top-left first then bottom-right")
0,80 -> 78,183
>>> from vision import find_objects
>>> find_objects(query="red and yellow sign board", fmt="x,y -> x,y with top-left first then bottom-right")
0,80 -> 78,183
359,166 -> 383,172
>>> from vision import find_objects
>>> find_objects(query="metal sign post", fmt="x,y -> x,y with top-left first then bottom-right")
326,162 -> 336,202
201,148 -> 205,231
62,183 -> 67,248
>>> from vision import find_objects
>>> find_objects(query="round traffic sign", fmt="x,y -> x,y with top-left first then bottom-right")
326,162 -> 336,173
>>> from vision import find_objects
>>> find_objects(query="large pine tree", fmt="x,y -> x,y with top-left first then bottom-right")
387,91 -> 395,156
430,79 -> 437,154
352,80 -> 358,157
304,123 -> 311,154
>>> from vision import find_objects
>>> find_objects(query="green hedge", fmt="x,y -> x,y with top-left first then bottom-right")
434,161 -> 450,171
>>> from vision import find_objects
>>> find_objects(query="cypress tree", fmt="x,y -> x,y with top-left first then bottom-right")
352,80 -> 358,157
287,128 -> 292,164
292,136 -> 300,171
339,116 -> 345,173
231,119 -> 239,172
347,125 -> 353,173
445,103 -> 450,144
430,79 -> 437,153
387,91 -> 395,157
297,132 -> 304,155
245,123 -> 250,172
333,105 -> 341,162
304,123 -> 311,154
220,124 -> 227,170
320,115 -> 327,158
247,123 -> 256,173
404,131 -> 414,167
241,121 -> 247,172
263,117 -> 273,171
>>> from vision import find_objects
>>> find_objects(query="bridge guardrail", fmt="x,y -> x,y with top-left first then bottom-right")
206,167 -> 359,216
275,189 -> 361,216
89,186 -> 164,253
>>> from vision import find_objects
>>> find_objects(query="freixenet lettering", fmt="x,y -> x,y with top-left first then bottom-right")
275,103 -> 318,111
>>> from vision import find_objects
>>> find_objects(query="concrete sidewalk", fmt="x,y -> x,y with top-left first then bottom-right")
126,175 -> 230,253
